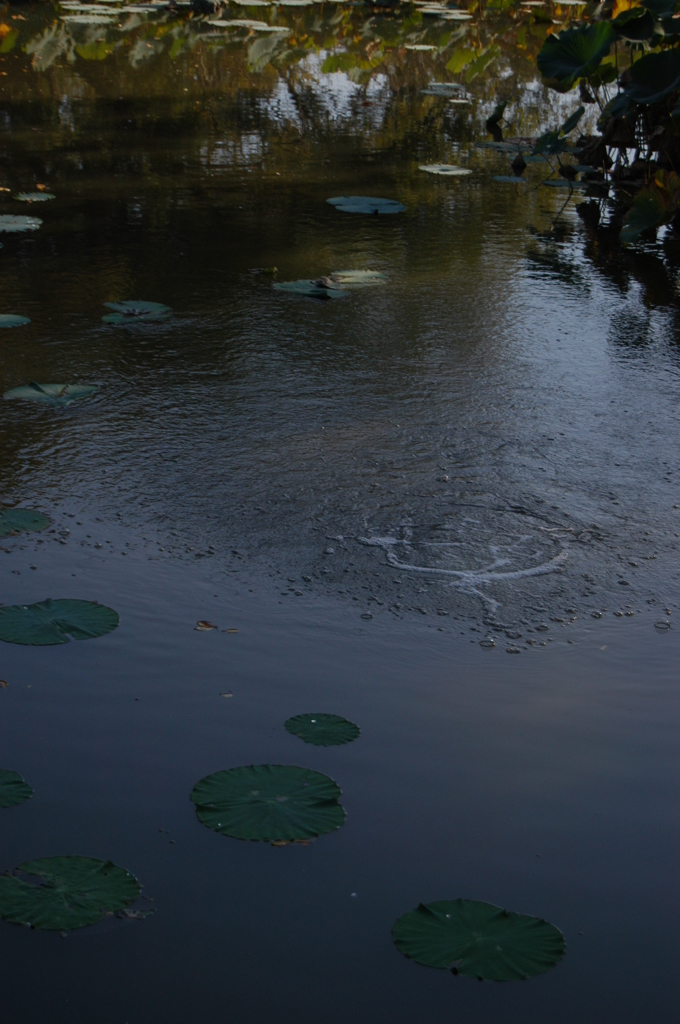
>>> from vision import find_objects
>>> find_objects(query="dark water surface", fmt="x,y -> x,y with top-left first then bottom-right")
1,3 -> 679,1021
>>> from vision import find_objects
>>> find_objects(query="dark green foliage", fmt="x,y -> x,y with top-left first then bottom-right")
284,713 -> 360,746
191,764 -> 346,841
0,599 -> 119,646
0,771 -> 33,809
0,857 -> 140,930
537,22 -> 614,89
392,899 -> 566,980
0,508 -> 49,538
625,49 -> 680,104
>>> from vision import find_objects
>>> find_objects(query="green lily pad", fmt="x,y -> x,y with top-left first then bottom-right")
492,175 -> 528,184
102,301 -> 172,323
14,193 -> 55,203
327,196 -> 406,214
392,899 -> 566,980
191,764 -> 346,842
3,383 -> 98,406
0,599 -> 119,646
419,165 -> 472,176
0,315 -> 30,328
0,508 -> 50,538
625,49 -> 680,105
0,771 -> 33,809
541,178 -> 587,188
273,280 -> 348,299
537,22 -> 614,90
0,215 -> 42,233
284,713 -> 360,746
0,856 -> 140,930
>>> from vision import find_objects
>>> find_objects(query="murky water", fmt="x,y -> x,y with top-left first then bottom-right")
0,4 -> 679,1021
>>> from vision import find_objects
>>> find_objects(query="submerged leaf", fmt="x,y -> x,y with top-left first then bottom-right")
419,164 -> 472,176
191,764 -> 346,842
327,196 -> 406,215
0,215 -> 42,233
3,383 -> 97,405
0,857 -> 140,930
392,899 -> 566,980
0,599 -> 119,646
0,771 -> 33,809
0,315 -> 30,328
537,22 -> 614,90
102,300 -> 172,323
284,713 -> 360,746
0,508 -> 50,538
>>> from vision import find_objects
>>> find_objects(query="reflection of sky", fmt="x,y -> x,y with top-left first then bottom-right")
260,52 -> 389,129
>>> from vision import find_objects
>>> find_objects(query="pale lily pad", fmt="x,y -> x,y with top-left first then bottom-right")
274,280 -> 348,299
191,764 -> 346,842
0,599 -> 119,646
3,383 -> 98,405
0,315 -> 30,328
0,857 -> 140,930
284,713 -> 360,746
327,196 -> 406,215
0,771 -> 33,809
393,899 -> 566,980
206,18 -> 290,31
405,44 -> 437,51
0,215 -> 42,233
325,270 -> 386,288
419,164 -> 472,176
102,300 -> 171,323
14,193 -> 55,203
420,82 -> 462,96
0,508 -> 50,538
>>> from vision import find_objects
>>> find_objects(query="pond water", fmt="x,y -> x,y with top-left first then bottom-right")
0,3 -> 679,1021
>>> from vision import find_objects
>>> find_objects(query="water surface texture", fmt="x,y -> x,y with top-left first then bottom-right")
0,4 -> 679,1022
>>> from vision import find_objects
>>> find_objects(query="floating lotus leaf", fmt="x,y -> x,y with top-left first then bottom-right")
327,196 -> 406,214
0,857 -> 140,930
3,383 -> 98,405
419,164 -> 472,176
419,82 -> 463,95
537,22 -> 614,90
325,270 -> 386,288
0,315 -> 30,328
542,178 -> 587,188
0,215 -> 42,233
14,193 -> 55,203
0,508 -> 50,538
0,771 -> 33,809
284,713 -> 360,746
273,280 -> 348,299
102,300 -> 172,323
392,899 -> 566,980
492,175 -> 528,184
206,18 -> 290,31
191,764 -> 346,842
0,599 -> 119,646
625,49 -> 680,105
